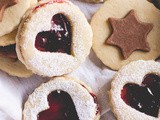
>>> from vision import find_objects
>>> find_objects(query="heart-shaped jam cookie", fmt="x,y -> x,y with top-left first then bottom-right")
23,77 -> 100,120
121,74 -> 160,117
110,60 -> 160,120
35,13 -> 72,54
16,0 -> 92,77
37,90 -> 79,120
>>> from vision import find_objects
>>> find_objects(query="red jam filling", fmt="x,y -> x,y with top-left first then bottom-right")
35,13 -> 72,54
0,44 -> 17,59
121,74 -> 160,117
37,90 -> 79,120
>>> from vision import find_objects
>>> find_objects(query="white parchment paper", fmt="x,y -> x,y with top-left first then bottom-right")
0,1 -> 117,119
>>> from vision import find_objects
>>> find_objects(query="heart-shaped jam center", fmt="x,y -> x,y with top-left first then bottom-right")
35,13 -> 72,54
121,74 -> 160,117
37,90 -> 79,120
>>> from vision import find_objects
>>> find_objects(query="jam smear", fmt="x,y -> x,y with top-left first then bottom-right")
121,74 -> 160,117
33,1 -> 64,12
35,13 -> 72,54
81,84 -> 100,115
37,90 -> 79,120
0,44 -> 17,59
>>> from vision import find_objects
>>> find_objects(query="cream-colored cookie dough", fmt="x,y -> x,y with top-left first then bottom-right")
91,0 -> 160,70
0,29 -> 17,46
16,0 -> 92,77
23,76 -> 100,120
109,60 -> 160,120
0,57 -> 32,77
0,0 -> 37,37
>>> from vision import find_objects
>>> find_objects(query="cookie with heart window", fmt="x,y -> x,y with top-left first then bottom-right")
109,60 -> 160,120
16,0 -> 92,77
23,76 -> 100,120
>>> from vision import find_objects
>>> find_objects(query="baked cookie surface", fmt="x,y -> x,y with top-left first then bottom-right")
91,0 -> 160,70
0,0 -> 37,37
16,0 -> 92,77
109,60 -> 160,120
23,76 -> 100,120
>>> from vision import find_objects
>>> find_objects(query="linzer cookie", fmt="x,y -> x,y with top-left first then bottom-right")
16,0 -> 92,77
109,60 -> 160,120
91,0 -> 160,70
0,0 -> 37,37
0,0 -> 37,77
23,77 -> 100,120
0,44 -> 32,77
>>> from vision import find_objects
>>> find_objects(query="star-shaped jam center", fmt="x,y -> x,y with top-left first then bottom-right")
106,10 -> 153,59
0,0 -> 18,22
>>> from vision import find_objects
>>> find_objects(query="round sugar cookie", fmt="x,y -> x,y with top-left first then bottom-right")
23,76 -> 100,120
0,0 -> 37,37
91,0 -> 160,70
16,0 -> 92,77
109,60 -> 160,120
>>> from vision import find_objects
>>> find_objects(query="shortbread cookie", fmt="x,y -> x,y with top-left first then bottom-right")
91,0 -> 160,70
0,29 -> 17,46
23,77 -> 100,120
0,45 -> 32,77
16,0 -> 92,77
0,0 -> 37,37
0,57 -> 32,77
109,60 -> 160,120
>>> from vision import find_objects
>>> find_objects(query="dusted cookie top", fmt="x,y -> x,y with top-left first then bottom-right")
23,77 -> 100,120
16,0 -> 92,77
0,0 -> 37,37
110,60 -> 160,120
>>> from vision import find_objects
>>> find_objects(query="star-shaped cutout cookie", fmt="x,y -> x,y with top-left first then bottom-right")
0,0 -> 18,21
106,10 -> 153,59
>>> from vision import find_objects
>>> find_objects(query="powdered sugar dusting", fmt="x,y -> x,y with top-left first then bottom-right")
23,77 -> 97,120
16,0 -> 92,77
110,60 -> 160,120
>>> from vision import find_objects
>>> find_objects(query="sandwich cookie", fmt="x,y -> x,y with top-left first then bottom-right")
109,60 -> 160,120
23,77 -> 100,120
91,0 -> 160,70
16,0 -> 92,77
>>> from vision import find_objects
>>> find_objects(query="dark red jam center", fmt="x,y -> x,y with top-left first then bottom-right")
121,74 -> 160,117
35,13 -> 72,54
0,44 -> 17,59
37,90 -> 79,120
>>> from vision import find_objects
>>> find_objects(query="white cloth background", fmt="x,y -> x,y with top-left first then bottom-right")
0,1 -> 117,119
